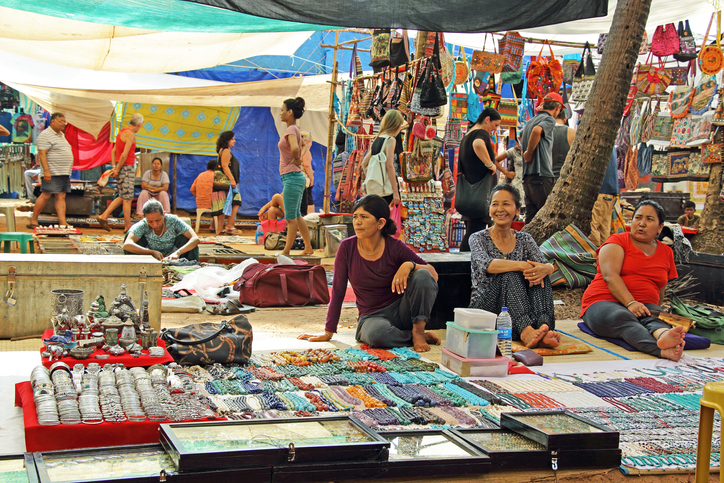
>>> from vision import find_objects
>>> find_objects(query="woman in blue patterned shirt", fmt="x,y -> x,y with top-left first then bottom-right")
124,200 -> 200,261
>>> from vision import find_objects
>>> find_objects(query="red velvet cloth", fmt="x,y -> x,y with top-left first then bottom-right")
15,382 -> 220,452
41,329 -> 174,368
65,122 -> 113,171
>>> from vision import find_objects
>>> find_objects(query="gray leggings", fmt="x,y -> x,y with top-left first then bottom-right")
582,300 -> 670,357
356,269 -> 438,348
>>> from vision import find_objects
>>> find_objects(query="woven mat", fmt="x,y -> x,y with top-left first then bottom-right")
512,335 -> 592,356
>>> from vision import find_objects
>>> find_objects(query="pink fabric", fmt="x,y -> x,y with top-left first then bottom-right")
136,190 -> 171,215
278,124 -> 302,175
65,122 -> 114,171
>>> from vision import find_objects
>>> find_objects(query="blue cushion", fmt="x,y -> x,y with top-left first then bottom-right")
577,322 -> 710,351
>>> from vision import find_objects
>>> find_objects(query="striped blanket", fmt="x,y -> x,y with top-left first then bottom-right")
540,224 -> 598,289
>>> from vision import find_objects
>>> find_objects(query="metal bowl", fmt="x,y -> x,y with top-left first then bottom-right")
69,346 -> 94,360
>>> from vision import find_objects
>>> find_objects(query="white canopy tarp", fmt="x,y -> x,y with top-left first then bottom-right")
0,6 -> 312,73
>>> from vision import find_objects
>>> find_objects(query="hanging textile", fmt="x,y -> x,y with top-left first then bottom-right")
65,122 -> 114,171
111,102 -> 240,156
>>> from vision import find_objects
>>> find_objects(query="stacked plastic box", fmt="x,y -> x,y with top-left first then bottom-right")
441,308 -> 509,377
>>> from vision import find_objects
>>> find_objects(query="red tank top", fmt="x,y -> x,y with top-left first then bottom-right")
115,126 -> 137,166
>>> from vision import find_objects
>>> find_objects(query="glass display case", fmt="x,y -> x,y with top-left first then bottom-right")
500,411 -> 619,451
159,416 -> 389,472
376,430 -> 490,479
0,454 -> 38,483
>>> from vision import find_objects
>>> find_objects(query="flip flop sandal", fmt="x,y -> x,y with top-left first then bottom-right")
26,223 -> 40,229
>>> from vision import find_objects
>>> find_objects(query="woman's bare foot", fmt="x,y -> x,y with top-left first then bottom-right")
521,324 -> 549,348
538,330 -> 561,348
301,249 -> 315,256
424,332 -> 441,345
412,322 -> 431,352
657,326 -> 686,349
660,340 -> 685,361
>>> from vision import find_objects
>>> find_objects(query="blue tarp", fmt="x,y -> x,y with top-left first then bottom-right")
175,107 -> 327,215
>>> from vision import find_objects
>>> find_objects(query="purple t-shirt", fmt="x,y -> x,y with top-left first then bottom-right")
325,236 -> 427,333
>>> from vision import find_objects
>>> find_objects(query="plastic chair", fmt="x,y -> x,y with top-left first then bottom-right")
194,209 -> 217,233
0,232 -> 35,253
695,380 -> 724,482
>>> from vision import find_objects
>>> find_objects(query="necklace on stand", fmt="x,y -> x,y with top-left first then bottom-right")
357,238 -> 383,257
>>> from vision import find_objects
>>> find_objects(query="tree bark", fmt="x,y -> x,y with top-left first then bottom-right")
692,162 -> 724,254
523,0 -> 652,244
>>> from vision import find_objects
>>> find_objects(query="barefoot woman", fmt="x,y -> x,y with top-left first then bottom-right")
469,184 -> 559,348
582,200 -> 685,361
299,195 -> 440,352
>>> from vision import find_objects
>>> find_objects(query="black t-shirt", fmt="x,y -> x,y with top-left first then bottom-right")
458,129 -> 494,184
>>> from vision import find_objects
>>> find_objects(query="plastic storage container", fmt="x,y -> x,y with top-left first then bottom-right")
441,347 -> 509,377
453,308 -> 497,330
444,321 -> 498,359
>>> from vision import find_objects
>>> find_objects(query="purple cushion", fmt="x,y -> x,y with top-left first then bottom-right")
577,322 -> 710,351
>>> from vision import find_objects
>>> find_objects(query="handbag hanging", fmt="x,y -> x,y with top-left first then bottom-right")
437,33 -> 456,88
470,34 -> 504,74
350,43 -> 363,78
212,168 -> 231,190
635,53 -> 671,97
571,42 -> 596,103
674,20 -> 698,62
466,80 -> 481,123
401,136 -> 436,183
419,35 -> 448,109
690,75 -> 718,115
699,11 -> 724,75
651,23 -> 680,57
454,46 -> 470,85
346,79 -> 364,127
713,90 -> 724,125
500,31 -> 525,73
639,30 -> 650,56
597,34 -> 607,55
410,59 -> 443,117
526,41 -> 563,100
666,63 -> 690,86
161,317 -> 253,365
498,96 -> 519,128
370,29 -> 391,69
449,91 -> 468,121
389,30 -> 410,67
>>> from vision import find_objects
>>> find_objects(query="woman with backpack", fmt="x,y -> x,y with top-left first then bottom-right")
361,110 -> 404,206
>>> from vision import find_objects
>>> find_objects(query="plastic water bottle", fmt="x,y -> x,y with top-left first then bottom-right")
255,222 -> 263,245
496,307 -> 513,360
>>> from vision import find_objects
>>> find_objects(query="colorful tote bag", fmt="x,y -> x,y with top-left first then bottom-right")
690,75 -> 718,115
688,150 -> 709,178
449,92 -> 468,120
699,11 -> 724,75
674,20 -> 698,62
635,54 -> 671,97
370,29 -> 391,69
651,23 -> 680,57
668,151 -> 690,179
670,116 -> 693,148
562,57 -> 579,84
701,143 -> 722,163
470,34 -> 504,74
527,41 -> 563,100
572,42 -> 596,103
687,112 -> 714,146
713,94 -> 724,125
652,151 -> 669,177
454,47 -> 470,85
667,65 -> 689,86
498,99 -> 519,128
499,31 -> 525,73
651,115 -> 674,142
668,85 -> 694,119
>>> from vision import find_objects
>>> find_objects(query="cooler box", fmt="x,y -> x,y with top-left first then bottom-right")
305,220 -> 322,249
445,321 -> 498,359
454,308 -> 496,330
441,348 -> 509,377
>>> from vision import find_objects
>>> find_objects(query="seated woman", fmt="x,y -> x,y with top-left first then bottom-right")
298,194 -> 440,352
581,200 -> 685,361
469,184 -> 560,348
190,159 -> 217,232
136,157 -> 170,217
124,200 -> 200,262
258,193 -> 285,222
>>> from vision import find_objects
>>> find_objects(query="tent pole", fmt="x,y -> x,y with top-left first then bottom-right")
172,153 -> 177,213
323,30 -> 340,214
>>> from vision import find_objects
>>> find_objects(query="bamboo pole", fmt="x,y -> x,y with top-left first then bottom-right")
172,153 -> 177,213
323,30 -> 340,214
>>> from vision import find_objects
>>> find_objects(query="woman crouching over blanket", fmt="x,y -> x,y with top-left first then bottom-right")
298,194 -> 440,352
581,200 -> 684,361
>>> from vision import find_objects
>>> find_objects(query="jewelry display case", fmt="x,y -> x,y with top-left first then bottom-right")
375,430 -> 491,479
0,454 -> 38,483
453,428 -> 622,470
159,416 -> 389,472
500,411 -> 619,451
31,444 -> 272,483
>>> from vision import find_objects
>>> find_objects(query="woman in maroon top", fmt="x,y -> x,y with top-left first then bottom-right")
299,195 -> 440,352
581,200 -> 684,360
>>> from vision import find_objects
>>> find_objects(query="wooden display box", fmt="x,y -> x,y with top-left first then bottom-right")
0,254 -> 162,338
159,416 -> 389,473
376,430 -> 490,479
500,411 -> 619,451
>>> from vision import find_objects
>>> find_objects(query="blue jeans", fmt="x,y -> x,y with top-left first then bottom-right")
281,171 -> 306,221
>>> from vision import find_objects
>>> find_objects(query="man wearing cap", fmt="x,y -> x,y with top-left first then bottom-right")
520,92 -> 565,223
551,108 -> 576,180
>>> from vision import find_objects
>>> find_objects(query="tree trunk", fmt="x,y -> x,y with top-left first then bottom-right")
523,0 -> 652,244
692,163 -> 724,254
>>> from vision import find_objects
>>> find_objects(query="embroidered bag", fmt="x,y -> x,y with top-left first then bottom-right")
346,79 -> 364,127
597,34 -> 607,55
359,79 -> 375,120
635,54 -> 671,97
401,137 -> 435,183
412,116 -> 436,140
471,34 -> 504,74
713,92 -> 724,125
699,11 -> 724,75
640,100 -> 659,143
572,42 -> 596,103
639,30 -> 650,56
651,23 -> 680,57
688,149 -> 709,178
443,118 -> 465,149
667,150 -> 690,179
370,29 -> 391,69
213,168 -> 231,190
449,92 -> 468,120
474,71 -> 492,95
652,151 -> 669,178
398,71 -> 414,118
674,20 -> 698,62
498,99 -> 519,128
701,143 -> 722,163
437,33 -> 456,88
667,64 -> 689,86
350,43 -> 363,78
670,116 -> 693,148
454,47 -> 470,85
562,57 -> 579,85
669,85 -> 694,119
651,115 -> 674,142
623,68 -> 638,116
690,75 -> 718,115
687,112 -> 714,146
481,92 -> 501,110
500,31 -> 525,73
527,41 -> 563,100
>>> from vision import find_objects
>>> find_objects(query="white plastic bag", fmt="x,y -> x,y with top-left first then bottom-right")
170,258 -> 257,300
